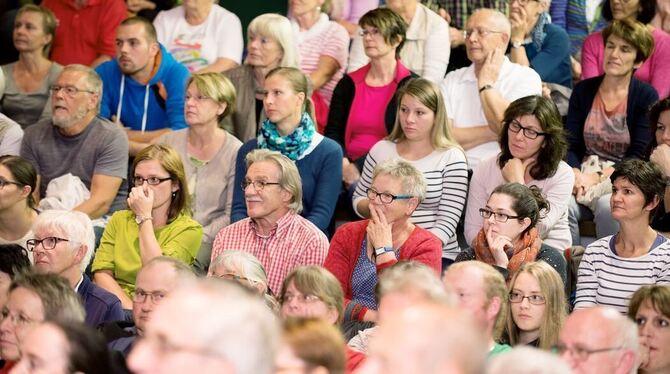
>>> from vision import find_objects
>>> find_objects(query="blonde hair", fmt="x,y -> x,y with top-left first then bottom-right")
265,67 -> 315,124
280,266 -> 344,323
246,14 -> 300,68
245,149 -> 303,213
186,73 -> 236,120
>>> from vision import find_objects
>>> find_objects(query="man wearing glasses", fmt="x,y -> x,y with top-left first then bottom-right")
20,64 -> 129,219
210,149 -> 329,295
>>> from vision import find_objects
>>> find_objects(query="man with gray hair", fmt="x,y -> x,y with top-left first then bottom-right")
20,64 -> 129,219
30,209 -> 124,327
210,149 -> 329,294
128,278 -> 280,374
557,306 -> 639,374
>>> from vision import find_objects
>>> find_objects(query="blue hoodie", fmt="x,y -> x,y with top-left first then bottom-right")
96,44 -> 189,132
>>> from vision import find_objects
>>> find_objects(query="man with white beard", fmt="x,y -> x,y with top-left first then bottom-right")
20,64 -> 129,219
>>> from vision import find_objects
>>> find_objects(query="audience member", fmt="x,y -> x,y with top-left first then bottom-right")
156,73 -> 242,271
326,159 -> 442,322
326,8 -> 413,189
11,320 -> 114,374
0,245 -> 30,308
440,8 -> 542,169
328,0 -> 378,36
212,149 -> 329,295
0,272 -> 85,371
41,0 -> 126,66
458,183 -> 567,282
647,97 -> 670,233
0,74 -> 22,155
232,68 -> 342,234
20,64 -> 129,219
92,144 -> 202,309
223,13 -> 299,142
30,210 -> 124,327
575,159 -> 670,313
96,17 -> 190,156
127,279 -> 280,374
275,318 -> 346,374
465,95 -> 573,253
0,156 -> 37,250
487,346 -> 573,374
348,0 -> 450,83
508,0 -> 573,88
628,285 -> 670,374
567,19 -> 658,243
153,0 -> 242,74
557,306 -> 639,374
210,251 -> 278,311
353,78 -> 467,267
443,261 -> 511,357
505,261 -> 566,349
0,5 -> 62,128
581,0 -> 670,97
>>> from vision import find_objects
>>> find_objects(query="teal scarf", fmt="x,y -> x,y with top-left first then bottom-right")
257,113 -> 315,161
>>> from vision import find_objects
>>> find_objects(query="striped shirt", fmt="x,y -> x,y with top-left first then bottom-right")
352,140 -> 469,260
575,234 -> 670,313
210,212 -> 329,294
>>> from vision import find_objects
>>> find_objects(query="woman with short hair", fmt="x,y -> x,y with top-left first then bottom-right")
628,285 -> 670,374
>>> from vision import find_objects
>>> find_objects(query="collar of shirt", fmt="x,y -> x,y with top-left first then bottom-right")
248,211 -> 297,238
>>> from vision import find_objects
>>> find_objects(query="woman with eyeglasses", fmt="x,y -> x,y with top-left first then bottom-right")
0,156 -> 38,254
91,144 -> 203,310
628,285 -> 670,374
324,159 -> 442,323
352,78 -> 467,269
155,73 -> 242,272
457,183 -> 567,283
465,95 -> 573,254
504,261 -> 566,350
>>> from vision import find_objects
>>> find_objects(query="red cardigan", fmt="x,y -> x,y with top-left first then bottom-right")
324,220 -> 442,320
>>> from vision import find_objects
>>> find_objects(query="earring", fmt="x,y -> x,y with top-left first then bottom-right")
172,191 -> 177,198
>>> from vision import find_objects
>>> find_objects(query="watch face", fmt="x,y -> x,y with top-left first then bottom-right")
135,215 -> 143,224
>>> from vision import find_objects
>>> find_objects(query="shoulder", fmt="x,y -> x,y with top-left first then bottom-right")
86,280 -> 122,306
239,139 -> 258,155
630,78 -> 658,97
225,65 -> 253,81
583,236 -> 613,256
313,136 -> 342,154
442,66 -> 472,87
91,117 -> 127,138
369,140 -> 395,155
211,4 -> 241,22
23,120 -> 52,138
325,21 -> 349,39
95,60 -> 120,80
156,5 -> 183,18
171,213 -> 202,229
333,220 -> 368,238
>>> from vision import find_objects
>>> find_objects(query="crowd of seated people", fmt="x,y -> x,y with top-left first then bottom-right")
3,1 -> 670,373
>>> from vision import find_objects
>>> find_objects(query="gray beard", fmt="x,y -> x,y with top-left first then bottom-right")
53,106 -> 88,129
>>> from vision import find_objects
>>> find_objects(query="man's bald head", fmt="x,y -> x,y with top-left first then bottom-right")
465,9 -> 511,64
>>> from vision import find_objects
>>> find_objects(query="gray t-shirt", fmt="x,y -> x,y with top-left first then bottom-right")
1,62 -> 63,128
20,116 -> 129,213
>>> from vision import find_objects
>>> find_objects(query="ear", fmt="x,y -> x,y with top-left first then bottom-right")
171,180 -> 179,193
405,197 -> 419,215
149,41 -> 160,58
87,93 -> 100,112
325,306 -> 339,325
296,91 -> 306,106
616,349 -> 638,374
217,102 -> 227,117
73,244 -> 87,265
519,217 -> 532,233
486,296 -> 503,322
645,195 -> 661,212
19,184 -> 32,200
280,188 -> 293,205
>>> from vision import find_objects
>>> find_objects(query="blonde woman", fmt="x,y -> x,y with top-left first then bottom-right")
352,78 -> 468,268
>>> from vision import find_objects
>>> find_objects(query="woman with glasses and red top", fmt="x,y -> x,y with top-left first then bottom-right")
457,182 -> 567,283
324,159 -> 442,323
91,144 -> 202,310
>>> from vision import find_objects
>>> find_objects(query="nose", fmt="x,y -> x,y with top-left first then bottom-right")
514,128 -> 526,140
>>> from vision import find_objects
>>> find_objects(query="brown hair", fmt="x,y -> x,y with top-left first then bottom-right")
16,4 -> 57,57
602,19 -> 654,64
359,8 -> 407,58
280,266 -> 344,323
281,318 -> 346,373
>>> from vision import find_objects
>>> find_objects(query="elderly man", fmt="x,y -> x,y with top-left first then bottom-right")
30,210 -> 124,327
101,256 -> 196,357
20,64 -> 129,219
557,306 -> 639,374
96,17 -> 189,155
440,8 -> 541,169
128,278 -> 280,374
443,261 -> 511,357
210,149 -> 329,295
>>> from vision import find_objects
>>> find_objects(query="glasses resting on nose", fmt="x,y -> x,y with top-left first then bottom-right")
464,27 -> 505,39
133,176 -> 172,186
281,293 -> 322,304
479,208 -> 521,223
366,188 -> 413,204
49,85 -> 96,97
26,237 -> 71,252
0,309 -> 38,328
509,291 -> 546,305
552,343 -> 624,362
133,289 -> 167,304
508,120 -> 547,140
359,28 -> 381,37
241,179 -> 281,191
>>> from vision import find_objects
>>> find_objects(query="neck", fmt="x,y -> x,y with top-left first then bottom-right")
616,223 -> 656,255
130,56 -> 157,83
601,73 -> 633,91
518,329 -> 540,345
390,220 -> 414,246
57,113 -> 95,137
275,112 -> 302,136
0,205 -> 35,240
295,9 -> 321,31
253,209 -> 290,236
151,203 -> 171,228
395,2 -> 417,24
369,56 -> 397,81
18,51 -> 49,71
63,269 -> 83,289
188,123 -> 221,147
184,3 -> 212,25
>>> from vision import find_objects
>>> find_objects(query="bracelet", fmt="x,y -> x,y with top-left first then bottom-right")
479,84 -> 493,93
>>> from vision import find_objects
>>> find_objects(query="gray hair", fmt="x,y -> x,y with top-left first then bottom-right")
32,210 -> 95,273
245,149 -> 303,213
372,159 -> 427,204
10,271 -> 85,323
486,346 -> 572,374
378,261 -> 454,305
140,256 -> 197,283
210,251 -> 269,293
246,13 -> 299,68
62,64 -> 103,96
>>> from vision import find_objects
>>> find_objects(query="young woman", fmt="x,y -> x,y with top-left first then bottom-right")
628,285 -> 670,374
505,261 -> 566,350
92,144 -> 203,309
353,78 -> 467,267
0,155 -> 38,253
457,183 -> 567,283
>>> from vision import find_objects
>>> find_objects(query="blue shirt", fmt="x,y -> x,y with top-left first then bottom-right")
525,23 -> 573,88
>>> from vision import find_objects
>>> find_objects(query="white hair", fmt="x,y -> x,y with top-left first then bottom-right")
487,346 -> 573,374
32,209 -> 96,273
210,250 -> 269,293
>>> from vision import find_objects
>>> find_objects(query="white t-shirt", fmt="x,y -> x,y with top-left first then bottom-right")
154,5 -> 243,73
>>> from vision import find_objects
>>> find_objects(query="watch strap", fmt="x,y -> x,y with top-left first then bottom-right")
374,246 -> 395,256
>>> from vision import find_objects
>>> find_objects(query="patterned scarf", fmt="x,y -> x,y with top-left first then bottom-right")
472,227 -> 541,280
257,112 -> 315,161
531,12 -> 550,51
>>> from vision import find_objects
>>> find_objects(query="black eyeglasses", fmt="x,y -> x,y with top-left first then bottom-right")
0,179 -> 23,189
508,120 -> 547,140
552,343 -> 624,362
26,237 -> 71,252
133,289 -> 167,304
479,208 -> 521,223
133,176 -> 172,186
49,85 -> 96,97
366,188 -> 413,205
509,291 -> 546,305
241,180 -> 281,191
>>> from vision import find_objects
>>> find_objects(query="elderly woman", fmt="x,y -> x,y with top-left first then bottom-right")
581,0 -> 670,97
92,144 -> 203,309
575,159 -> 670,313
0,156 -> 37,251
508,0 -> 572,88
465,96 -> 573,253
353,78 -> 468,268
223,13 -> 299,142
231,67 -> 342,234
0,4 -> 62,128
152,0 -> 242,73
456,183 -> 567,283
324,159 -> 442,322
629,285 -> 670,374
326,8 -> 415,189
347,0 -> 450,83
648,97 -> 670,233
156,73 -> 242,271
0,272 -> 85,372
567,19 -> 659,243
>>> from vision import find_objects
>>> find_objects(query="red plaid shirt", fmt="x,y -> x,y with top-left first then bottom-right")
211,212 -> 329,294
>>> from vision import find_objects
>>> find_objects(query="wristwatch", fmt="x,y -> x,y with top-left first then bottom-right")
135,215 -> 153,225
511,40 -> 524,49
374,246 -> 395,256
